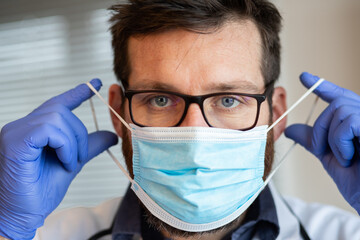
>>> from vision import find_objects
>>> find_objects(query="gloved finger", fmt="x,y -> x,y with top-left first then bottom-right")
28,113 -> 79,172
76,131 -> 118,173
328,105 -> 359,166
332,113 -> 360,167
29,104 -> 88,163
304,97 -> 360,160
300,72 -> 360,103
284,124 -> 322,156
315,98 -> 359,136
39,78 -> 102,111
27,124 -> 73,171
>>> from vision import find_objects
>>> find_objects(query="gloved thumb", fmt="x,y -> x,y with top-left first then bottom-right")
285,124 -> 314,154
77,131 -> 119,171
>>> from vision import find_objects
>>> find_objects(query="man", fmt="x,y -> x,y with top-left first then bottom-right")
1,0 -> 360,239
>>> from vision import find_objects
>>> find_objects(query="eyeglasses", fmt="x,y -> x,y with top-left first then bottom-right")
124,85 -> 272,131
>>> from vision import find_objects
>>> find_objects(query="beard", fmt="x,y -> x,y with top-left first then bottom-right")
120,124 -> 275,239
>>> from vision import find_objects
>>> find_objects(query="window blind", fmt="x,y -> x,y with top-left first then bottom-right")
0,0 -> 129,210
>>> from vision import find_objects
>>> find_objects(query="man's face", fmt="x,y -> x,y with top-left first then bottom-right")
127,20 -> 270,124
109,19 -> 286,238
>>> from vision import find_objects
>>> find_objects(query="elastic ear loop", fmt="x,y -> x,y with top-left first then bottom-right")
264,96 -> 320,184
264,78 -> 324,184
87,82 -> 134,183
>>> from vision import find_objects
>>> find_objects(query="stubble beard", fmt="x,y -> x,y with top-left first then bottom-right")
121,124 -> 275,239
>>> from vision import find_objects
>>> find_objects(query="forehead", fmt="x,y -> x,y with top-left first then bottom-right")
127,20 -> 264,94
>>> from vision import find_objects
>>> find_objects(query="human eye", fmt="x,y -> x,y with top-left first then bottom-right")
133,92 -> 184,113
149,95 -> 173,108
219,96 -> 240,108
135,93 -> 181,110
209,94 -> 253,112
213,95 -> 249,109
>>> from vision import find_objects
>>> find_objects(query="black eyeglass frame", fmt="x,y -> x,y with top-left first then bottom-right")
124,82 -> 274,131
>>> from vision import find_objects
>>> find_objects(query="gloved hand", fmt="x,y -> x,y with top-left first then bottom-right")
285,72 -> 360,214
0,79 -> 118,240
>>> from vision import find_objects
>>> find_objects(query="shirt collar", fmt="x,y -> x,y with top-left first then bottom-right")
230,186 -> 279,240
112,185 -> 279,240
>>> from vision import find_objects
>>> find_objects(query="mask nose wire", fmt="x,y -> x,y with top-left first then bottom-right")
86,82 -> 134,182
266,78 -> 325,133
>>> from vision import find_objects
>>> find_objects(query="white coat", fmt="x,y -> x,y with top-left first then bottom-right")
34,183 -> 360,240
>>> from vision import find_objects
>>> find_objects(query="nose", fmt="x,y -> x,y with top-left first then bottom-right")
179,103 -> 209,127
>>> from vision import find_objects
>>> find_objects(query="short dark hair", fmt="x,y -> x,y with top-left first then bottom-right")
109,0 -> 282,94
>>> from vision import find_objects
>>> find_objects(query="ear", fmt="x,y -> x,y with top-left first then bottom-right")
108,84 -> 125,138
271,87 -> 287,141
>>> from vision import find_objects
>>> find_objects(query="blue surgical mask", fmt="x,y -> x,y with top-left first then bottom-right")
86,78 -> 324,233
131,124 -> 266,230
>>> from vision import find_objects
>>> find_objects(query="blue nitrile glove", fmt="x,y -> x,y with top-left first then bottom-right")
285,72 -> 360,214
0,79 -> 118,240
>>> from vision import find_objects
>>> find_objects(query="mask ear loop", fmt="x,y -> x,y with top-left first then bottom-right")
87,82 -> 134,183
264,96 -> 320,183
267,78 -> 324,133
263,78 -> 324,184
87,82 -> 132,132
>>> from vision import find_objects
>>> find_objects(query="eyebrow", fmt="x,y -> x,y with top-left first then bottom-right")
128,79 -> 262,93
128,80 -> 181,91
204,81 -> 261,93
